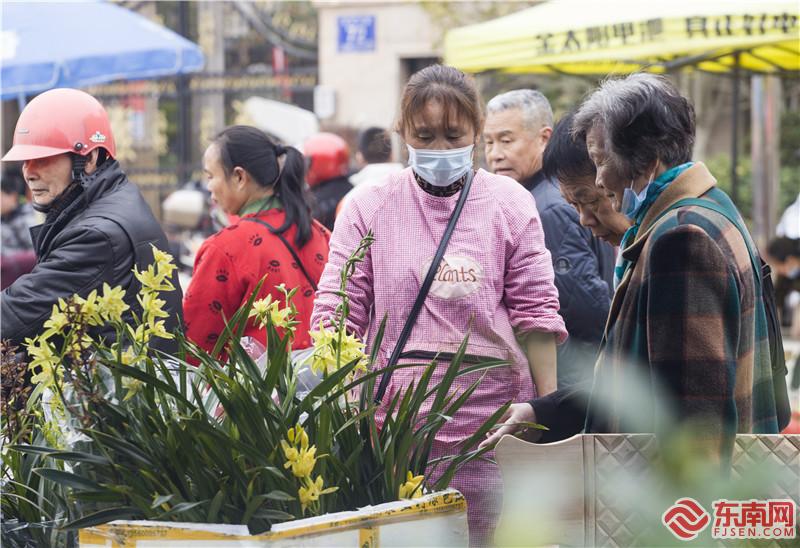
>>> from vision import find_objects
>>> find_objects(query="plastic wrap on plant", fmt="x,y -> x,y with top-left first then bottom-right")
291,347 -> 323,399
240,336 -> 323,400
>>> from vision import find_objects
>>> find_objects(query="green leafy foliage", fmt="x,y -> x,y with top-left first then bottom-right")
2,235 -> 509,544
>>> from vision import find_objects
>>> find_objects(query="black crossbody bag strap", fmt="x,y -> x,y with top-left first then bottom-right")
373,170 -> 475,403
241,217 -> 318,291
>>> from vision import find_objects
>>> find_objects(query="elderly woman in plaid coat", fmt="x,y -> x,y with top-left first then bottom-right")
488,74 -> 782,460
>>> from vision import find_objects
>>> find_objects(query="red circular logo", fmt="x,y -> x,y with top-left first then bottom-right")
662,498 -> 711,541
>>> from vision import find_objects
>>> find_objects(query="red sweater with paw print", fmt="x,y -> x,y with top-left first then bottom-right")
183,209 -> 330,355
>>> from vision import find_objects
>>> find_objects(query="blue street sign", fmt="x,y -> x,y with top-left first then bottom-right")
337,15 -> 376,53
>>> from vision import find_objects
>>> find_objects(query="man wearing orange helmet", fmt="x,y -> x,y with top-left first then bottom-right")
1,88 -> 182,352
303,132 -> 352,230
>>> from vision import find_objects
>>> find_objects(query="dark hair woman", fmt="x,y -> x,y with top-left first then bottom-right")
312,65 -> 566,544
183,125 -> 330,354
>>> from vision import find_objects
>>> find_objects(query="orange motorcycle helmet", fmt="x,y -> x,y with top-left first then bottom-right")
3,88 -> 116,162
303,132 -> 349,187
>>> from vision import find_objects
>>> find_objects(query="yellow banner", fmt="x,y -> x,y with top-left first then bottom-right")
445,0 -> 800,74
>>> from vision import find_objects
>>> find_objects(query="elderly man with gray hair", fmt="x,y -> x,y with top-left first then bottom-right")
484,74 -> 787,459
485,89 -> 615,390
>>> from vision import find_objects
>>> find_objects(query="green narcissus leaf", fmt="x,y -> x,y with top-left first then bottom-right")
154,501 -> 208,520
33,469 -> 102,491
8,235 -> 517,531
62,507 -> 142,530
151,494 -> 174,509
265,490 -> 295,501
47,451 -> 112,465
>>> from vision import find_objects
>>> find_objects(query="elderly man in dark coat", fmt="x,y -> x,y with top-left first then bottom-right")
484,89 -> 615,389
1,88 -> 182,353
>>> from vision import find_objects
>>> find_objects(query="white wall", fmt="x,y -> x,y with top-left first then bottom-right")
316,1 -> 441,129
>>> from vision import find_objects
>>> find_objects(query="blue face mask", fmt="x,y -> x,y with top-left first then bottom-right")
788,266 -> 800,280
620,168 -> 657,219
407,144 -> 474,187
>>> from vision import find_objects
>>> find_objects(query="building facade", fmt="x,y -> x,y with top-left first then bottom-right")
316,1 -> 441,129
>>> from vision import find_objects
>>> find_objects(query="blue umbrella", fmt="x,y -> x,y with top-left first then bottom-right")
1,0 -> 205,100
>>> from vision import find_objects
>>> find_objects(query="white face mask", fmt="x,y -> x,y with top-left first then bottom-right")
406,144 -> 474,187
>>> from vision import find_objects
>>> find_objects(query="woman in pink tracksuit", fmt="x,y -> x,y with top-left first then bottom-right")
311,65 -> 566,545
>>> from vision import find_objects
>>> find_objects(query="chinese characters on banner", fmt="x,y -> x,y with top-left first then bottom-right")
531,12 -> 798,57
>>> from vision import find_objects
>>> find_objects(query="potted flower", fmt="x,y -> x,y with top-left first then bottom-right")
2,235 -> 509,546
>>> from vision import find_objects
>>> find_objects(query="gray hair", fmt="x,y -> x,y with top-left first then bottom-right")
572,73 -> 695,180
486,89 -> 554,132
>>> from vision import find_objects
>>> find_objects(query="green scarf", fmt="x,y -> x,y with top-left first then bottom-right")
238,195 -> 281,216
613,162 -> 694,288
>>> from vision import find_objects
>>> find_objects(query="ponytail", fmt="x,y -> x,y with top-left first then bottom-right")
272,146 -> 313,248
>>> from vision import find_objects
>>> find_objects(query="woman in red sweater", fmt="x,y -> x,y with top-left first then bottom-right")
184,125 -> 330,354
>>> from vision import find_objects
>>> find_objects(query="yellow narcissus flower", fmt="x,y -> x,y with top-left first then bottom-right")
398,471 -> 424,500
130,324 -> 152,345
152,246 -> 177,278
297,426 -> 310,449
250,296 -> 273,322
297,480 -> 318,512
126,293 -> 173,343
309,345 -> 337,377
249,295 -> 294,330
98,283 -> 129,322
282,424 -> 317,478
138,291 -> 169,320
287,424 -> 309,448
74,290 -> 103,326
286,446 -> 317,478
122,377 -> 143,401
309,322 -> 367,376
24,337 -> 62,387
119,347 -> 141,366
41,303 -> 69,339
134,264 -> 174,293
309,321 -> 335,347
269,301 -> 294,329
68,333 -> 95,354
309,322 -> 337,375
280,439 -> 299,463
337,331 -> 367,372
298,475 -> 337,513
146,319 -> 174,340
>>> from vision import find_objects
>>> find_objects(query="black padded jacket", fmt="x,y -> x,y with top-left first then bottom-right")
1,160 -> 183,354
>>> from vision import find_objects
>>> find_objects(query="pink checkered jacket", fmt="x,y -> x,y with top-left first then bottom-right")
311,167 -> 567,441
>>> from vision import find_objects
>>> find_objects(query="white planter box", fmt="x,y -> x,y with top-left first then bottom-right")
79,489 -> 467,547
495,434 -> 800,546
